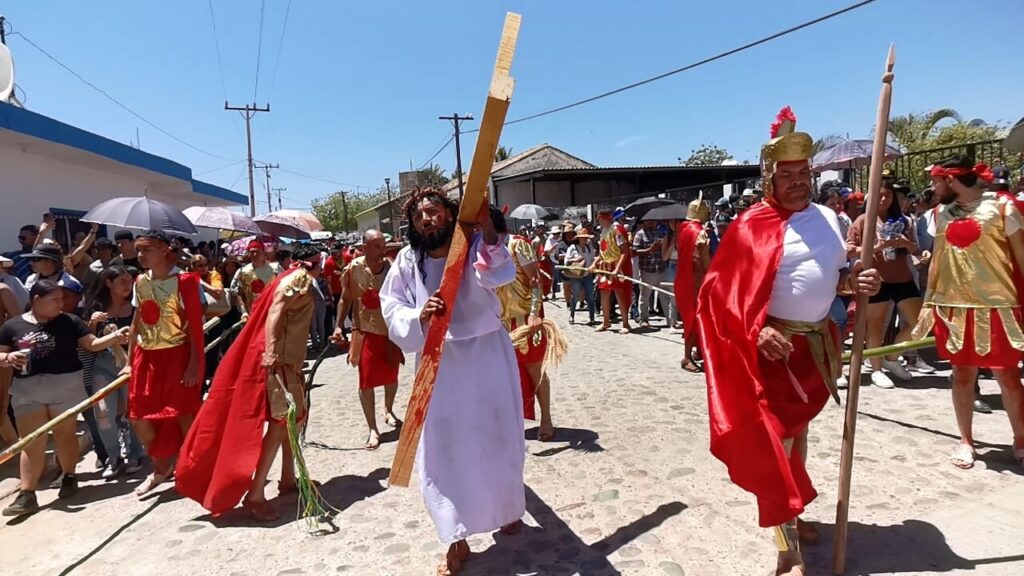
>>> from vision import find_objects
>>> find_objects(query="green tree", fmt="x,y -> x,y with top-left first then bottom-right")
418,163 -> 450,189
679,144 -> 734,166
495,145 -> 514,162
812,133 -> 845,156
311,188 -> 388,234
887,108 -> 962,151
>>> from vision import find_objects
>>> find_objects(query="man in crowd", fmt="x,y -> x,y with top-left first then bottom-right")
675,195 -> 711,373
530,224 -> 552,298
4,224 -> 39,282
24,244 -> 78,290
632,218 -> 671,328
114,231 -> 141,270
324,245 -> 346,336
698,107 -> 880,576
178,245 -> 321,521
231,240 -> 283,316
124,230 -> 206,496
333,229 -> 403,451
593,208 -> 633,334
495,209 -> 556,442
380,188 -> 524,576
913,156 -> 1024,470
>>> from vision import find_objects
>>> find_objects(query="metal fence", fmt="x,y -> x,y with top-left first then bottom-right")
890,139 -> 1021,192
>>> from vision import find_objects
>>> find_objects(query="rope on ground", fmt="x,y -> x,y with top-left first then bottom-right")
555,265 -> 676,298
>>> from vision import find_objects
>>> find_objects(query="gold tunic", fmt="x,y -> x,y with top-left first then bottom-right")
914,194 -> 1024,354
135,271 -> 187,350
344,256 -> 390,336
262,268 -> 314,420
498,235 -> 538,325
599,225 -> 626,264
234,262 -> 282,312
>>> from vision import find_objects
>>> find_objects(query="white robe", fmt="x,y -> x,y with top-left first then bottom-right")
381,232 -> 526,544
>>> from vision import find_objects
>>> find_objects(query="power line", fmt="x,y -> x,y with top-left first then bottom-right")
253,0 -> 268,101
195,159 -> 245,176
11,30 -> 233,161
275,166 -> 376,189
205,0 -> 230,103
418,133 -> 454,171
465,0 -> 879,134
267,0 -> 293,98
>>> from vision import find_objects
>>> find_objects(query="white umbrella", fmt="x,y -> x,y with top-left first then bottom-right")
508,204 -> 553,220
82,197 -> 198,235
1004,116 -> 1024,154
270,209 -> 323,231
183,206 -> 261,234
254,213 -> 312,239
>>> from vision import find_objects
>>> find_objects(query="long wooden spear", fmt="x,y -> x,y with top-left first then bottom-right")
388,13 -> 521,488
0,317 -> 226,467
833,44 -> 895,575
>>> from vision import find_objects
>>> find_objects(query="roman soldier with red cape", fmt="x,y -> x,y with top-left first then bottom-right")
673,192 -> 711,373
696,107 -> 880,575
177,248 -> 320,522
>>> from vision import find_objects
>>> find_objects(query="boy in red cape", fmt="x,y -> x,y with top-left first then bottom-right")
696,107 -> 880,576
673,192 -> 711,373
176,245 -> 318,521
125,230 -> 206,497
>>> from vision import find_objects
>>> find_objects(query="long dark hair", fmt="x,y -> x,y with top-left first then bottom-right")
403,188 -> 460,281
88,266 -> 133,317
882,182 -> 905,223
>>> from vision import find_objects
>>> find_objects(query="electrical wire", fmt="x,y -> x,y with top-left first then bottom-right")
11,30 -> 234,161
253,0 -> 267,101
267,0 -> 293,98
205,0 -> 244,143
418,133 -> 454,171
464,0 -> 879,134
275,166 -> 376,189
195,159 -> 245,176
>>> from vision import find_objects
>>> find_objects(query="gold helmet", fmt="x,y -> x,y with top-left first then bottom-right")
687,190 -> 711,223
760,106 -> 813,197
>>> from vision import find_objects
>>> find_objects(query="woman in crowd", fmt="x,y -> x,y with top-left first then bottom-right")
0,259 -> 23,447
564,226 -> 596,325
87,266 -> 145,479
848,183 -> 926,389
660,221 -> 681,330
0,280 -> 129,517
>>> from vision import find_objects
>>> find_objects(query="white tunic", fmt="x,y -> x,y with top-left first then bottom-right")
381,233 -> 525,544
767,204 -> 847,323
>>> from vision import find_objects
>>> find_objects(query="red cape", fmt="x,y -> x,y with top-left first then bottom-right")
175,268 -> 298,514
696,202 -> 818,528
997,192 -> 1024,307
673,220 -> 705,334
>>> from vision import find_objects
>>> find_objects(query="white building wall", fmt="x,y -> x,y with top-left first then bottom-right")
0,146 -> 229,253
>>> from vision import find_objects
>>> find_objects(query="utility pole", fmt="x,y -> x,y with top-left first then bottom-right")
384,177 -> 394,235
224,101 -> 270,216
255,162 -> 279,214
439,113 -> 474,200
272,187 -> 286,211
0,17 -> 6,45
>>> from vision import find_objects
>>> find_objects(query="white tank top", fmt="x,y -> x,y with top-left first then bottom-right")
767,204 -> 846,322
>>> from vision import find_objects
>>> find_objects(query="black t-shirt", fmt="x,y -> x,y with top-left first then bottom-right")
0,313 -> 93,378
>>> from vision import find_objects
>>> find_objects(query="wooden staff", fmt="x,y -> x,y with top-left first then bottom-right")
833,45 -> 895,575
0,317 -> 223,467
388,13 -> 521,488
555,265 -> 676,298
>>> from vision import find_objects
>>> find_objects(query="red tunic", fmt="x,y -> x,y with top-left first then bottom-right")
697,202 -> 832,528
673,220 -> 706,335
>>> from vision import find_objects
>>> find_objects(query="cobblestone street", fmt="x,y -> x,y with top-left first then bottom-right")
2,300 -> 1023,576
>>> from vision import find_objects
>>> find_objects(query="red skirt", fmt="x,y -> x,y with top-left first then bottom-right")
539,260 -> 554,294
509,315 -> 547,420
596,260 -> 633,293
129,344 -> 202,459
358,332 -> 401,390
933,308 -> 1024,369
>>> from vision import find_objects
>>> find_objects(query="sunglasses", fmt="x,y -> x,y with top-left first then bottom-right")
17,236 -> 28,242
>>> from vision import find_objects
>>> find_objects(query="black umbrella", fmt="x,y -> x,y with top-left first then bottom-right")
624,196 -> 673,218
82,197 -> 198,235
640,203 -> 688,221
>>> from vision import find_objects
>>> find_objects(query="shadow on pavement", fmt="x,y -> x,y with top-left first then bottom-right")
304,428 -> 400,452
463,486 -> 686,575
806,519 -> 1024,575
526,427 -> 604,457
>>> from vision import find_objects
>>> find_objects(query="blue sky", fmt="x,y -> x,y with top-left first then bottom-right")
4,0 -> 1022,210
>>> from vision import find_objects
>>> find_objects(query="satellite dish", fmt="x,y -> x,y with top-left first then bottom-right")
0,42 -> 13,102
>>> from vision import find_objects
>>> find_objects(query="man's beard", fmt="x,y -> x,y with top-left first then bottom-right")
938,190 -> 958,205
410,219 -> 455,252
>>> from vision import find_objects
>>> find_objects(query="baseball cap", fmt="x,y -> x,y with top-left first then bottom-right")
57,273 -> 83,294
114,230 -> 135,243
848,191 -> 866,206
993,166 -> 1011,185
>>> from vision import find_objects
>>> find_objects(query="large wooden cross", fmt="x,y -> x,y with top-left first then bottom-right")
389,12 -> 521,487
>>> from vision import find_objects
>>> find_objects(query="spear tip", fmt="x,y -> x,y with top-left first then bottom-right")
885,43 -> 895,71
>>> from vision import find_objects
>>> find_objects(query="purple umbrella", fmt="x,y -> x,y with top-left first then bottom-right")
183,206 -> 261,234
812,139 -> 902,171
82,197 -> 198,235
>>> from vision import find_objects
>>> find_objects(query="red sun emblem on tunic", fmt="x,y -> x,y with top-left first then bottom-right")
945,218 -> 982,249
251,279 -> 266,295
140,299 -> 161,326
600,239 -> 609,252
361,289 -> 381,310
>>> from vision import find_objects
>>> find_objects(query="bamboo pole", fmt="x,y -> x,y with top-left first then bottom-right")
833,45 -> 896,575
841,337 -> 934,363
0,317 -> 230,467
555,265 -> 676,298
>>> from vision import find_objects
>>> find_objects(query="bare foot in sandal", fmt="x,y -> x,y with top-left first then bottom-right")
437,540 -> 470,575
365,429 -> 381,451
243,497 -> 280,522
134,470 -> 170,497
681,359 -> 702,373
538,421 -> 555,442
951,444 -> 976,469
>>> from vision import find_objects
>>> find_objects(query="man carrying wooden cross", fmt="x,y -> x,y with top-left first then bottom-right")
380,188 -> 525,576
697,107 -> 880,576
